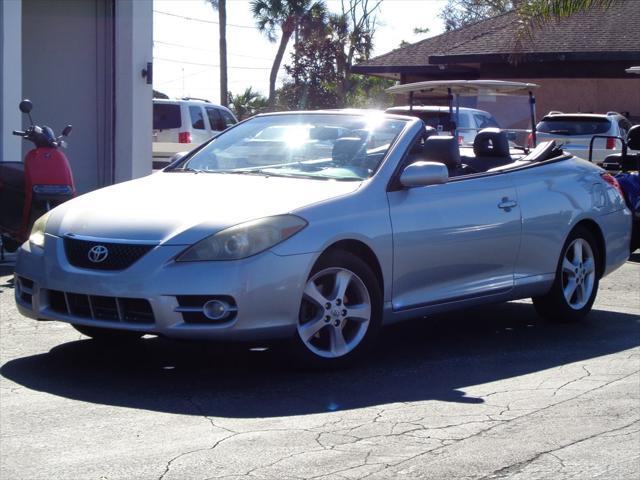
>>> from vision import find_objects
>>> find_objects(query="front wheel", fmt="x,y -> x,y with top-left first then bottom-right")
72,324 -> 144,342
533,227 -> 600,323
292,251 -> 382,368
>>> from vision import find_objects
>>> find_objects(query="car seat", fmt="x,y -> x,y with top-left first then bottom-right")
469,128 -> 514,171
332,137 -> 366,165
421,136 -> 461,175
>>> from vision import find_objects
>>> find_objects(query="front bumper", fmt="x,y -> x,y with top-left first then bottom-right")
14,234 -> 317,341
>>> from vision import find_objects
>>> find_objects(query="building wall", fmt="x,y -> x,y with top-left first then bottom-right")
518,78 -> 640,122
14,0 -> 151,195
21,0 -> 111,193
114,0 -> 153,184
1,0 -> 22,164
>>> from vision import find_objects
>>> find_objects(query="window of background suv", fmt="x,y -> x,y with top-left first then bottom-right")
153,103 -> 181,130
537,116 -> 611,135
220,109 -> 237,128
189,106 -> 206,130
205,107 -> 224,131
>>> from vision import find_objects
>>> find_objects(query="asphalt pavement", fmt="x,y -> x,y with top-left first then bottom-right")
1,252 -> 639,479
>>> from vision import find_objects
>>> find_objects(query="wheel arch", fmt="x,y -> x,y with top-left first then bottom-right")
317,239 -> 385,294
572,219 -> 606,277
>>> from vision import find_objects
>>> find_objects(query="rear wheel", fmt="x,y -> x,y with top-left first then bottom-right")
292,251 -> 382,368
533,227 -> 600,323
72,324 -> 144,342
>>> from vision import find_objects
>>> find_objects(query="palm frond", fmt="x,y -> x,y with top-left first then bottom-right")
512,0 -> 615,57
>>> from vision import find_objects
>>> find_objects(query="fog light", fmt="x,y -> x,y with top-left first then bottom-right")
203,300 -> 230,320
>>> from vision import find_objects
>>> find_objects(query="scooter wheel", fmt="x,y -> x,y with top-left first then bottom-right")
1,235 -> 21,253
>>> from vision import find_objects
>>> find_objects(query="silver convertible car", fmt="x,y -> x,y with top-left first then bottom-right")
14,111 -> 632,367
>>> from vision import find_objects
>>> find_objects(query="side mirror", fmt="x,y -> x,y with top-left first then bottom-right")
400,161 -> 449,188
62,125 -> 72,137
19,99 -> 33,114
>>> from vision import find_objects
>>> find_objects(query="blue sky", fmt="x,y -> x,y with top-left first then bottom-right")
153,0 -> 447,100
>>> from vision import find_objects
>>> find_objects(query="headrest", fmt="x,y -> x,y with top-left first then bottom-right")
332,137 -> 365,164
310,126 -> 340,141
627,125 -> 640,151
473,128 -> 510,157
422,136 -> 460,170
424,126 -> 437,139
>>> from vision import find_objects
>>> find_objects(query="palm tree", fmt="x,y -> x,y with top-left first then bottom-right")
206,0 -> 228,107
250,0 -> 327,108
229,87 -> 268,120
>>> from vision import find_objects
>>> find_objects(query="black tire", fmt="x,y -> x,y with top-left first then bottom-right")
532,226 -> 600,323
1,235 -> 21,253
72,324 -> 144,342
291,250 -> 382,369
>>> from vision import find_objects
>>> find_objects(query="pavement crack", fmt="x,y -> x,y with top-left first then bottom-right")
158,433 -> 239,480
477,420 -> 640,479
358,371 -> 640,479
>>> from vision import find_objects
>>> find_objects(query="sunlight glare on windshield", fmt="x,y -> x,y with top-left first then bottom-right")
363,112 -> 385,132
283,125 -> 310,148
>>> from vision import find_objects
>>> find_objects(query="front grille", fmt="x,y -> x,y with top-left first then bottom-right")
64,237 -> 154,271
47,290 -> 154,324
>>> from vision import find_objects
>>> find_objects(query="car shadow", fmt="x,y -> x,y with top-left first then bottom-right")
0,265 -> 15,293
2,302 -> 638,418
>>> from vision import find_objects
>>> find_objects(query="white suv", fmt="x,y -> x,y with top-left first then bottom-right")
385,106 -> 500,145
152,98 -> 238,166
535,112 -> 633,164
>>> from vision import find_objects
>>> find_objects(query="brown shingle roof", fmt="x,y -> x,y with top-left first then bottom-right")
357,1 -> 640,69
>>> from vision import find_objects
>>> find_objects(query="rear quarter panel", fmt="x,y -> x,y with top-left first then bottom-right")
509,156 -> 629,282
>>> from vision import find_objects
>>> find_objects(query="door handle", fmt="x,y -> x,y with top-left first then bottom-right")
498,197 -> 518,210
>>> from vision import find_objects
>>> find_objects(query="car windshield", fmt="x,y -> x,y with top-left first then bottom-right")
537,116 -> 611,136
171,113 -> 408,181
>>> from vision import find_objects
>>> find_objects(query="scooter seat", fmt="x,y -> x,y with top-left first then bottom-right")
0,162 -> 25,190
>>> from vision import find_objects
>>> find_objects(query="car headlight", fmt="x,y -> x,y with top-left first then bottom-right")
176,215 -> 308,261
29,211 -> 52,248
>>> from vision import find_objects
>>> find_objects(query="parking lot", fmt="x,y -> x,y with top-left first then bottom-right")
1,253 -> 638,479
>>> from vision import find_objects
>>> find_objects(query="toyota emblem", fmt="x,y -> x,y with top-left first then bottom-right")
88,245 -> 109,263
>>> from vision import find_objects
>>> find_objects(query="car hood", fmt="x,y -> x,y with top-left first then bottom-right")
48,172 -> 362,245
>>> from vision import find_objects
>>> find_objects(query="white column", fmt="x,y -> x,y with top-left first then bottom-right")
114,0 -> 152,182
1,0 -> 22,163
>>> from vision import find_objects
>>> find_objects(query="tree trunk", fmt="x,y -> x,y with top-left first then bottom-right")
219,0 -> 228,107
268,26 -> 294,109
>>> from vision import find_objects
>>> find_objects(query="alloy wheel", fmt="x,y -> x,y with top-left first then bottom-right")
561,238 -> 596,310
298,267 -> 372,359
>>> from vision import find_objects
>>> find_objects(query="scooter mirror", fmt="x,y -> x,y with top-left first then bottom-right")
62,125 -> 72,137
19,99 -> 33,114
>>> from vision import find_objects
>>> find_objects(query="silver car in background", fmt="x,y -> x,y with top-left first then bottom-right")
14,111 -> 632,367
536,112 -> 633,164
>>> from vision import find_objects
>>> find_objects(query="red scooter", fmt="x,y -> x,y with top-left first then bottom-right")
0,99 -> 75,256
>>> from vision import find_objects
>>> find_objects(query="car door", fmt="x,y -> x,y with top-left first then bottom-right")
387,173 -> 521,311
